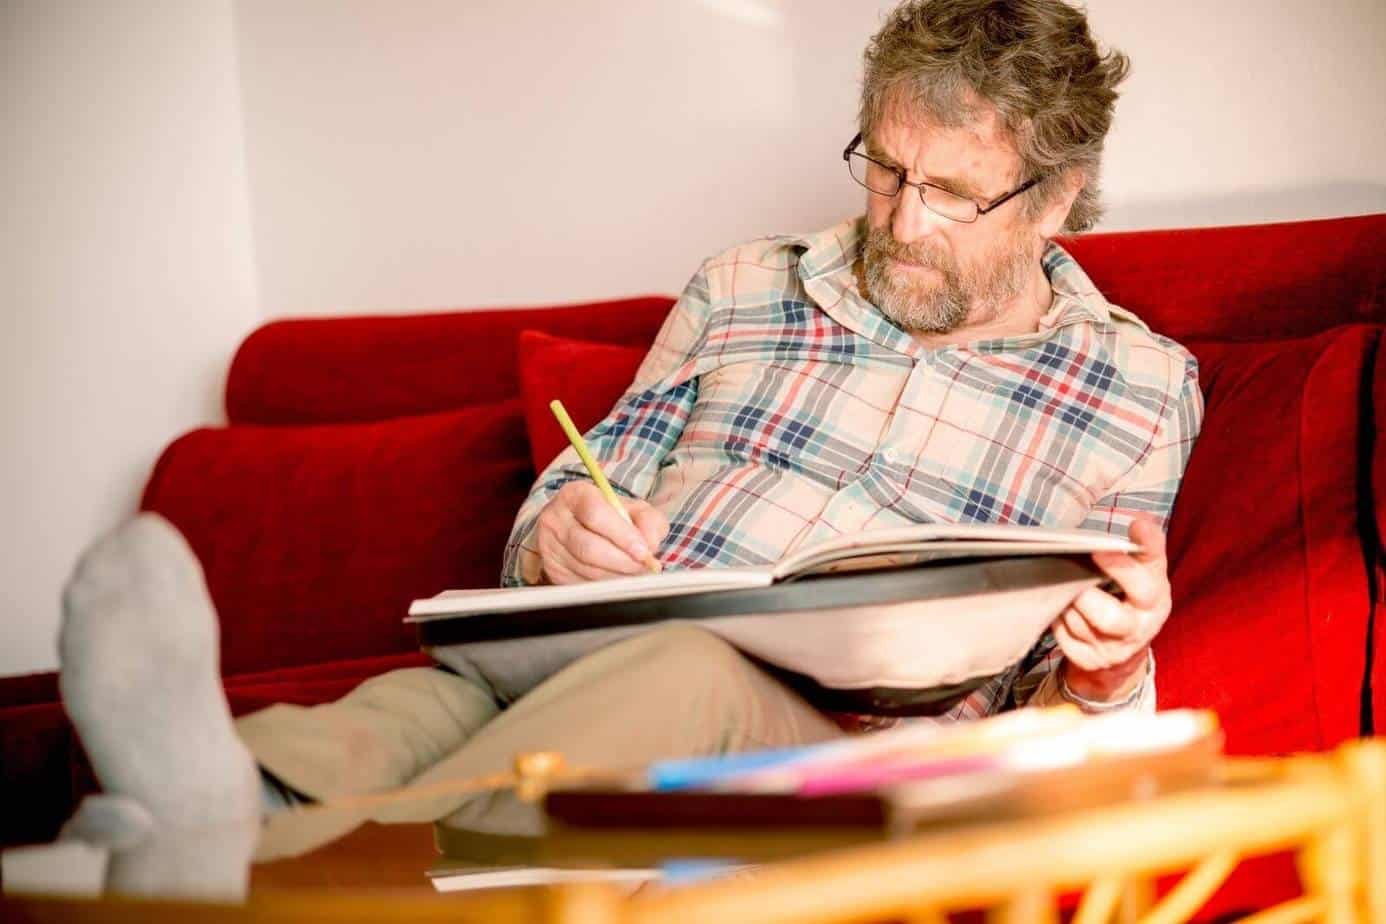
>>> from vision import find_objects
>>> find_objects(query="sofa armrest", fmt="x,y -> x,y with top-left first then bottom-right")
140,401 -> 533,677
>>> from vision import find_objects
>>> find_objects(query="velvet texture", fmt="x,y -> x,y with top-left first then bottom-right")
1373,340 -> 1386,731
1160,326 -> 1377,753
226,297 -> 673,426
1058,213 -> 1385,341
136,401 -> 529,676
139,402 -> 535,676
517,330 -> 649,472
2,215 -> 1382,905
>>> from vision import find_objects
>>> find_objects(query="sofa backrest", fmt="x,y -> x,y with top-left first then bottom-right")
1059,213 -> 1384,341
224,214 -> 1385,428
225,296 -> 674,426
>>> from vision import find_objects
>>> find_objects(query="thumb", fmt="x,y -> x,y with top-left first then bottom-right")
1128,514 -> 1166,563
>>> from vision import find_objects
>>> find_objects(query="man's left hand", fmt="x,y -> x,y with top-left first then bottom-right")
1053,515 -> 1171,704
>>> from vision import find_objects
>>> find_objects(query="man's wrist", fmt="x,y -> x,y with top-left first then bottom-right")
1061,646 -> 1150,706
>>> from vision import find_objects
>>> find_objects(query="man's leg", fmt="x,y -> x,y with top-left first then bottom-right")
60,513 -> 843,867
367,623 -> 846,835
237,665 -> 501,805
235,663 -> 511,861
253,623 -> 846,859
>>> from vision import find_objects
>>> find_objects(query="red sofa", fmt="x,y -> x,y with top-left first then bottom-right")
2,214 -> 1383,910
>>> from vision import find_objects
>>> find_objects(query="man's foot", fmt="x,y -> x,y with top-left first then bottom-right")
58,513 -> 259,900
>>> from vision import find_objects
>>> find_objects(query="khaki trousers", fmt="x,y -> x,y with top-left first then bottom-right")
237,624 -> 844,860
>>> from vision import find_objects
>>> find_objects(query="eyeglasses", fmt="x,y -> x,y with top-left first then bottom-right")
842,132 -> 1041,224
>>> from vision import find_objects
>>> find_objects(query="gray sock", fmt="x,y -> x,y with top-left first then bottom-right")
58,513 -> 259,901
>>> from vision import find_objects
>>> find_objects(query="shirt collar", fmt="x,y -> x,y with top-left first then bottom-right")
1038,240 -> 1113,331
790,217 -> 1120,353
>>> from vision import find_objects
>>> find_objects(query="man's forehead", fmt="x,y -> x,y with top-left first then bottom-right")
868,94 -> 1023,191
873,89 -> 1011,153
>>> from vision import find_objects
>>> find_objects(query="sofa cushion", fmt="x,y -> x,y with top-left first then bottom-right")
1060,213 -> 1385,342
1371,337 -> 1386,732
517,330 -> 648,472
0,701 -> 77,847
1158,325 -> 1377,755
0,671 -> 60,709
226,297 -> 674,426
140,401 -> 534,676
224,651 -> 433,692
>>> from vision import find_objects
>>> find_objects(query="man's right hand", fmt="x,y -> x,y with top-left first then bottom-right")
534,482 -> 670,584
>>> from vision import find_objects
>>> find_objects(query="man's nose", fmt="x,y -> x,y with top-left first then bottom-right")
890,187 -> 948,245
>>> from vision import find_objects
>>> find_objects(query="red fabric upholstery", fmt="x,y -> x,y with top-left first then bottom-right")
221,651 -> 435,718
226,296 -> 674,426
0,671 -> 60,709
1372,340 -> 1386,731
517,330 -> 649,472
1059,213 -> 1385,342
1156,325 -> 1379,918
225,651 -> 433,691
140,402 -> 534,676
1159,326 -> 1377,753
0,702 -> 77,848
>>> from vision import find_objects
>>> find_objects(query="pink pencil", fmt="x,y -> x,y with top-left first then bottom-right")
795,753 -> 1005,797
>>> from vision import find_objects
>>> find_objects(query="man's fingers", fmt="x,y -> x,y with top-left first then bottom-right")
567,528 -> 646,576
535,530 -> 581,585
539,492 -> 647,582
1052,618 -> 1102,672
544,538 -> 621,584
1055,594 -> 1144,673
1071,587 -> 1141,638
1058,605 -> 1097,645
627,501 -> 670,551
1091,517 -> 1168,608
571,488 -> 653,561
1091,551 -> 1164,608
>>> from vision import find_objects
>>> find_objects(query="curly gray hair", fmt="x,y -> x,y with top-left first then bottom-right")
860,0 -> 1130,233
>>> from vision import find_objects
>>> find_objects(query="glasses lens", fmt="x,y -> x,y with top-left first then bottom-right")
848,154 -> 900,197
922,187 -> 979,223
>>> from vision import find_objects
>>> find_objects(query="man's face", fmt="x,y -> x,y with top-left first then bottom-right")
860,100 -> 1045,334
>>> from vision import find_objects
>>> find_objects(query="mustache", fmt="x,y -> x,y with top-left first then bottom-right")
864,229 -> 950,269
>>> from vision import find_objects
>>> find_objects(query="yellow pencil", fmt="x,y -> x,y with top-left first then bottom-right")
549,399 -> 661,574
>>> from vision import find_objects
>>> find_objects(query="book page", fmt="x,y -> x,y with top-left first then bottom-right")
407,565 -> 774,621
771,524 -> 1139,581
428,865 -> 662,893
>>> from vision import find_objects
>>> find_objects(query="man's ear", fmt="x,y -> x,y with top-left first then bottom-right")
1036,169 -> 1084,239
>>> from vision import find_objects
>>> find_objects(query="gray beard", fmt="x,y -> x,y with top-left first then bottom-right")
861,227 -> 1037,335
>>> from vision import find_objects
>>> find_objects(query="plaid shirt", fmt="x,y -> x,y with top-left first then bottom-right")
502,217 -> 1202,722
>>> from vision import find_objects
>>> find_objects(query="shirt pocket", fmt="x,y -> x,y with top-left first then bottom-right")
916,343 -> 1164,526
679,345 -> 905,491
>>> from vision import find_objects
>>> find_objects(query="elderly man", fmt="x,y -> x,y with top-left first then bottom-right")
58,0 -> 1199,896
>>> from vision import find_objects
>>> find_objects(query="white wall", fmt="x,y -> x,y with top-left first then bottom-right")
4,0 -> 1385,677
233,0 -> 882,317
0,0 -> 261,676
1090,0 -> 1386,229
235,0 -> 1386,320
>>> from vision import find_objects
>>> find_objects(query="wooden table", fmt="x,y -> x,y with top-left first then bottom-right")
5,742 -> 1386,924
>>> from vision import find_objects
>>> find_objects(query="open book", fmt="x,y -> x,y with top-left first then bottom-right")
404,524 -> 1137,708
407,523 -> 1136,621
